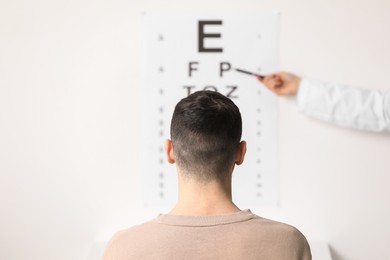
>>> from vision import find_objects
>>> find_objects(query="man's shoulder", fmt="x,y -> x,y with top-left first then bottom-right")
102,218 -> 159,259
110,218 -> 158,242
250,215 -> 303,230
248,215 -> 308,241
240,215 -> 311,259
248,215 -> 310,253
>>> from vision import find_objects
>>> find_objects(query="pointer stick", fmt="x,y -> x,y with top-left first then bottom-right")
235,68 -> 265,80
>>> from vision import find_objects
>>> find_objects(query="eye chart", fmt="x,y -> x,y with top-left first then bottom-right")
140,12 -> 279,206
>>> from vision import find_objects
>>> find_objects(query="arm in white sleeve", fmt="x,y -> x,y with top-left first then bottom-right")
297,78 -> 390,132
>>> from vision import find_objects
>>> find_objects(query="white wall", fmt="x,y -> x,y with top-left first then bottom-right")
1,1 -> 389,260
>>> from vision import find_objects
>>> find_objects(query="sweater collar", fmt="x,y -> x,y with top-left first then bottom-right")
156,209 -> 256,227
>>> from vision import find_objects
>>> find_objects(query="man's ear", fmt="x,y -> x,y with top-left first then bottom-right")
164,139 -> 175,164
235,141 -> 247,165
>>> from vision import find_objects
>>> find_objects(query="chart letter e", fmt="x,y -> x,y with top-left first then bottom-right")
198,20 -> 223,53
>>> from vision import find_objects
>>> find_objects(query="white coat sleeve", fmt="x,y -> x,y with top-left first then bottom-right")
297,78 -> 390,132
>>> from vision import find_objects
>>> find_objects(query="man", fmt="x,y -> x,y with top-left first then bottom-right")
258,72 -> 390,132
102,91 -> 311,260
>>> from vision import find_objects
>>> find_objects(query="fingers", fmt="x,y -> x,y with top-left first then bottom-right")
257,71 -> 299,96
256,75 -> 264,82
258,74 -> 282,94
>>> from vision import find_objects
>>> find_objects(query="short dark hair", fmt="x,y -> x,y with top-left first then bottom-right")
170,90 -> 242,182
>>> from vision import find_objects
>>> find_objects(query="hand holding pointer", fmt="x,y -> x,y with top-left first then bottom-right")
257,71 -> 300,96
235,68 -> 300,96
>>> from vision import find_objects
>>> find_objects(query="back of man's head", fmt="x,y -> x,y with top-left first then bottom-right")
170,90 -> 242,182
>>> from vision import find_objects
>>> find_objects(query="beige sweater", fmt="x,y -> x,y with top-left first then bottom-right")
102,209 -> 311,260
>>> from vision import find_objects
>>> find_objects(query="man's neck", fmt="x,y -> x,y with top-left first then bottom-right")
169,175 -> 241,216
